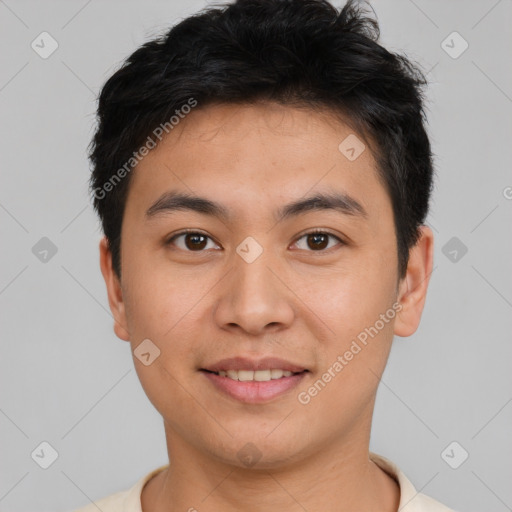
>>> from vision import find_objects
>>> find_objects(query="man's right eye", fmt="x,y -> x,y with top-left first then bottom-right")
166,230 -> 221,252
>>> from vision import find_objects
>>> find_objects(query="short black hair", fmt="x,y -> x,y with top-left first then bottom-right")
89,0 -> 434,281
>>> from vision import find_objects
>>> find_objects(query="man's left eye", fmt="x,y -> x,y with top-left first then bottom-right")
293,231 -> 344,252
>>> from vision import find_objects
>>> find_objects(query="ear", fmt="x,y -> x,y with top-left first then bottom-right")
394,225 -> 434,338
99,236 -> 130,342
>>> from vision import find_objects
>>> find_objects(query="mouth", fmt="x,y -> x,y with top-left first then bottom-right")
200,357 -> 309,403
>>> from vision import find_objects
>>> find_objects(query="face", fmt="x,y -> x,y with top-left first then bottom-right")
100,102 -> 433,469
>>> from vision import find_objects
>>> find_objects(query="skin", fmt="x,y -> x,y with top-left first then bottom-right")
99,101 -> 434,512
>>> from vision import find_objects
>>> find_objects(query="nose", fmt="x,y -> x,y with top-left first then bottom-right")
213,251 -> 295,336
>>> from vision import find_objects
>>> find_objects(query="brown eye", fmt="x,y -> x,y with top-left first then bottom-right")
307,233 -> 329,250
184,233 -> 208,250
167,231 -> 219,252
294,231 -> 343,252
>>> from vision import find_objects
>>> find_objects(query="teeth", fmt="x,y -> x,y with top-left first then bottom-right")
254,370 -> 271,381
238,370 -> 254,381
216,369 -> 298,381
271,369 -> 283,379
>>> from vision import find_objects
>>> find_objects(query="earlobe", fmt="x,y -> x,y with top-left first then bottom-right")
393,225 -> 434,338
99,236 -> 130,342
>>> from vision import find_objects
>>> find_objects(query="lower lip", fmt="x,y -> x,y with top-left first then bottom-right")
201,371 -> 307,404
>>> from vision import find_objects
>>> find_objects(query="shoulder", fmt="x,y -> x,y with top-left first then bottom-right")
71,464 -> 169,512
369,452 -> 459,512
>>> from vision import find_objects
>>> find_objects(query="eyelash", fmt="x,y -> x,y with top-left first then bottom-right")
165,228 -> 345,253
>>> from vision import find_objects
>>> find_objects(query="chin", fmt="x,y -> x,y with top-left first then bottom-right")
205,433 -> 311,471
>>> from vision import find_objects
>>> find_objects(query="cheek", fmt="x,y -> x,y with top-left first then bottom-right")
121,246 -> 193,337
121,256 -> 218,379
121,265 -> 200,412
292,257 -> 395,337
292,251 -> 397,401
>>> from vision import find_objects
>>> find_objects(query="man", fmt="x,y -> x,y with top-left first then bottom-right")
75,0 -> 456,510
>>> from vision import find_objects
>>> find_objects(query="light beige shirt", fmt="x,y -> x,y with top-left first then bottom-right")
72,452 -> 457,511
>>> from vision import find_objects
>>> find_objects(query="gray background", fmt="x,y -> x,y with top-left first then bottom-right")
1,1 -> 511,511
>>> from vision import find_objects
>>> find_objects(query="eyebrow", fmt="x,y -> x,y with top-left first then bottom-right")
145,190 -> 368,223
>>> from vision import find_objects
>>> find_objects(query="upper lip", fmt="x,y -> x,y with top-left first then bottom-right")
202,357 -> 307,373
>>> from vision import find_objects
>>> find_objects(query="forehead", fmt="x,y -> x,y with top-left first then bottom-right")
124,102 -> 391,231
